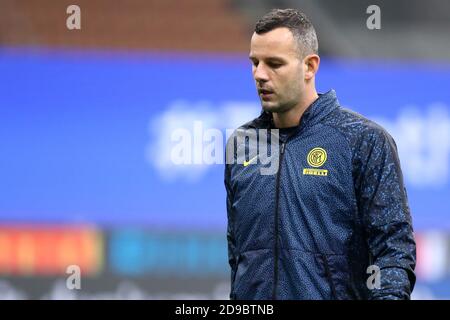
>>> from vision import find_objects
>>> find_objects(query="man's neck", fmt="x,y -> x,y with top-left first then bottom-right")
273,90 -> 319,128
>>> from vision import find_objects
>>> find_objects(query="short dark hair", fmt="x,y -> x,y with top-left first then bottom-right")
254,8 -> 318,56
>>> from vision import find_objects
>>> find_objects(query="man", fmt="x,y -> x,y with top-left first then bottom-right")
224,9 -> 416,300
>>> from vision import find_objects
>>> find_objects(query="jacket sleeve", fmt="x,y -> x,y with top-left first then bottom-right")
354,127 -> 416,300
225,137 -> 238,300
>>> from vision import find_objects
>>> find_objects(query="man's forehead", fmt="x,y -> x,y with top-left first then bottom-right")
249,28 -> 298,59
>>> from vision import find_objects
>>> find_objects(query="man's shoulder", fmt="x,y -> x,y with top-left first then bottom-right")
226,112 -> 269,143
238,110 -> 271,130
322,106 -> 394,147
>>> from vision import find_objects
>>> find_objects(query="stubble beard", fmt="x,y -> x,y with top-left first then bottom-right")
261,98 -> 296,114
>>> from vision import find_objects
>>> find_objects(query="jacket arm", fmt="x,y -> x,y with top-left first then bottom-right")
225,164 -> 237,300
355,129 -> 416,300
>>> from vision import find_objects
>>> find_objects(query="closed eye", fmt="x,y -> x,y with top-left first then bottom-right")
249,57 -> 285,69
268,62 -> 283,69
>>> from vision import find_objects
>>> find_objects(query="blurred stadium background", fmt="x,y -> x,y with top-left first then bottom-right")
1,0 -> 449,299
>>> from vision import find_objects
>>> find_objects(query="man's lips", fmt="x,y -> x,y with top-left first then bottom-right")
258,88 -> 274,94
259,89 -> 275,100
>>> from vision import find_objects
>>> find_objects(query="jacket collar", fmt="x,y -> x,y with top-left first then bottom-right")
250,89 -> 339,129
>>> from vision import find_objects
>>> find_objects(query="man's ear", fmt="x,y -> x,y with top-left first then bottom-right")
303,54 -> 320,80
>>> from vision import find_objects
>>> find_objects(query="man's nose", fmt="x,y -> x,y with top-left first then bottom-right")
254,64 -> 269,82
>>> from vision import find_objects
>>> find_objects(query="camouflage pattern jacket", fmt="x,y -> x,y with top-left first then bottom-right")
225,90 -> 416,300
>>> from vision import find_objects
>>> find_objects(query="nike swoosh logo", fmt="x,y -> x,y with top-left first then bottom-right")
243,155 -> 258,167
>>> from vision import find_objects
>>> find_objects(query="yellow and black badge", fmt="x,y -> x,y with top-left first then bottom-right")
307,148 -> 327,167
304,147 -> 328,176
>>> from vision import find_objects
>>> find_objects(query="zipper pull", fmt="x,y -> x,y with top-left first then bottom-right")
280,142 -> 285,155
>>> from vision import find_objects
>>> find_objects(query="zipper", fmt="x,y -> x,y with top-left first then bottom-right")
272,140 -> 285,299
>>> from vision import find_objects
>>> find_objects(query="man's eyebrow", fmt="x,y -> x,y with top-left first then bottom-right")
266,57 -> 286,63
248,56 -> 286,62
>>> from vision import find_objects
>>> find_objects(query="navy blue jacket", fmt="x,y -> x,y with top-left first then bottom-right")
225,90 -> 416,300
